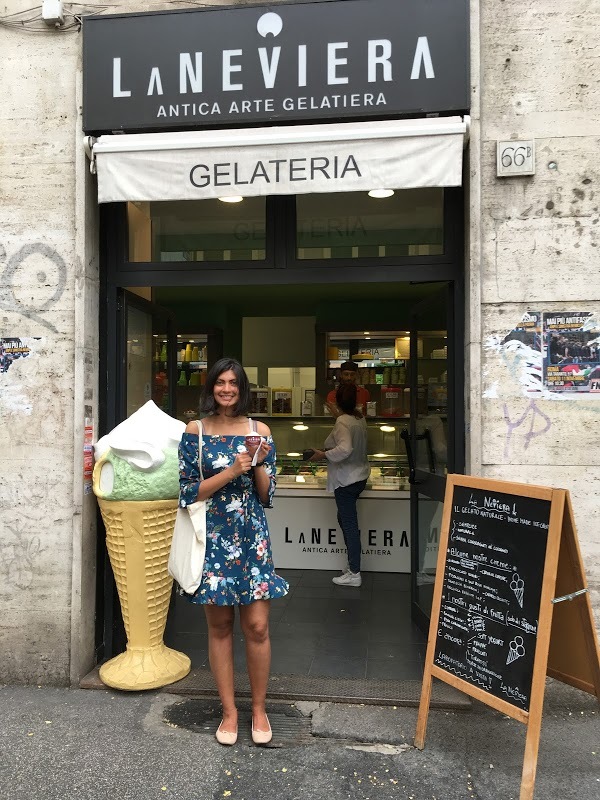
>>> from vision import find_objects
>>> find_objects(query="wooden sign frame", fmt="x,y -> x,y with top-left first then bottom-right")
415,475 -> 600,800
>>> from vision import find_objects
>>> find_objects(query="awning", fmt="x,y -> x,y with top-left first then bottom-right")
86,116 -> 469,204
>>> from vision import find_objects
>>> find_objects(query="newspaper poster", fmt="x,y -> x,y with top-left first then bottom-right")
543,312 -> 600,393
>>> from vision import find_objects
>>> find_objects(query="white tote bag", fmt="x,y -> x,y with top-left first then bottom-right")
168,422 -> 206,594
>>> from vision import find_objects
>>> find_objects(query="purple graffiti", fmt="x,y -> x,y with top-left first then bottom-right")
503,399 -> 552,460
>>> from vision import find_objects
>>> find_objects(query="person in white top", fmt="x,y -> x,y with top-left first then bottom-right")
310,384 -> 370,587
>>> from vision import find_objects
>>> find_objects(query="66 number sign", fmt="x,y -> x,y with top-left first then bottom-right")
496,139 -> 535,177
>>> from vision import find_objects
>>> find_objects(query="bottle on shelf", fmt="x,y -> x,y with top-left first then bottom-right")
160,343 -> 167,361
177,370 -> 188,387
191,345 -> 199,361
184,343 -> 193,361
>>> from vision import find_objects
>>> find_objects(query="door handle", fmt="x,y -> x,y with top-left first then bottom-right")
400,428 -> 418,485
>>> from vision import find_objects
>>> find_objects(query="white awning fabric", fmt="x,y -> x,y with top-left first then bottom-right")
88,117 -> 469,204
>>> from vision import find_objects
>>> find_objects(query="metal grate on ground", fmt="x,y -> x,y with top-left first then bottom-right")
164,667 -> 470,710
163,697 -> 313,747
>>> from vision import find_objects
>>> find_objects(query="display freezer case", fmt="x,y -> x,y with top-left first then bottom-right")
265,416 -> 416,492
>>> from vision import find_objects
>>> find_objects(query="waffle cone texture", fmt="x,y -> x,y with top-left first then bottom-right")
97,498 -> 191,690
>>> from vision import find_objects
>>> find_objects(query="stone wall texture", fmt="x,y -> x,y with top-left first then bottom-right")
0,7 -> 81,683
475,0 -> 600,616
0,0 -> 598,684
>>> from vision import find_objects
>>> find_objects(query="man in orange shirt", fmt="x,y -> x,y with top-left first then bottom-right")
326,360 -> 370,417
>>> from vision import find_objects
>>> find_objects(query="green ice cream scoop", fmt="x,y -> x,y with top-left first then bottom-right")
93,448 -> 180,501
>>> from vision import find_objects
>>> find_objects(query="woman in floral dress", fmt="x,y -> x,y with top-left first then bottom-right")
178,357 -> 288,746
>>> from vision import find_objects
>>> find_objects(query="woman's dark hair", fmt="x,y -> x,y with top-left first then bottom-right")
200,357 -> 251,417
336,383 -> 358,415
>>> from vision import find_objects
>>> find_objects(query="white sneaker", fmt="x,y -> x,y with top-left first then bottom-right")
332,571 -> 362,587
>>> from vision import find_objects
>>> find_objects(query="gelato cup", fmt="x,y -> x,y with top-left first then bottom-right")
245,434 -> 263,465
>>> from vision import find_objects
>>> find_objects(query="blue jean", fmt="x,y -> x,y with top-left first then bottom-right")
334,479 -> 367,574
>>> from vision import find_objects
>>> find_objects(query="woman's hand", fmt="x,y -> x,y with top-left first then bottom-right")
230,451 -> 252,477
309,449 -> 326,461
254,439 -> 271,465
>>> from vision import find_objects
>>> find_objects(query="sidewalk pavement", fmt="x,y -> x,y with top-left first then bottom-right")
0,679 -> 597,800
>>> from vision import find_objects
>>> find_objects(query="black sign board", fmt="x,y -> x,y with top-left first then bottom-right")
416,476 -> 600,800
82,0 -> 469,133
433,484 -> 551,712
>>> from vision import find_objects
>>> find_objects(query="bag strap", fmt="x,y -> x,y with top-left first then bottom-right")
199,420 -> 204,480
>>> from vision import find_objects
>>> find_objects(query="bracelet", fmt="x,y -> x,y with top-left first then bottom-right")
253,461 -> 266,468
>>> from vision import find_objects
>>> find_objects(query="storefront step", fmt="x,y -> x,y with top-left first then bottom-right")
80,667 -> 470,710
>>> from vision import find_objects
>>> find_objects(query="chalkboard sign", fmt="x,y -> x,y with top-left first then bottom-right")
415,475 -> 600,800
433,483 -> 551,711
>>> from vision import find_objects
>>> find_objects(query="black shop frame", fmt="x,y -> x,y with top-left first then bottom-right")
97,189 -> 465,660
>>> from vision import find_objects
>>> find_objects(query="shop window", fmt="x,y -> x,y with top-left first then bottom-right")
127,198 -> 267,263
295,189 -> 443,260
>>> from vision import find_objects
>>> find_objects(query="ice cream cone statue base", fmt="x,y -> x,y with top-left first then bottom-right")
97,498 -> 191,691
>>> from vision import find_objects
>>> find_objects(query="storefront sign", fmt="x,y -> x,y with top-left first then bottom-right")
266,494 -> 433,573
92,117 -> 467,202
83,0 -> 469,133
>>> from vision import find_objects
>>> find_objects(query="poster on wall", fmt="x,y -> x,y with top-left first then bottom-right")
543,312 -> 600,393
0,337 -> 34,373
498,311 -> 543,392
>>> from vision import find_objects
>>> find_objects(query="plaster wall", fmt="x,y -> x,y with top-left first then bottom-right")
0,6 -> 98,684
473,1 -> 600,613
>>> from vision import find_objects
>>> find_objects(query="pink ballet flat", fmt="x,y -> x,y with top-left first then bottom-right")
251,715 -> 272,745
215,720 -> 238,746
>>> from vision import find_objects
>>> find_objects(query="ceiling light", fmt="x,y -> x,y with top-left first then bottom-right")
293,424 -> 309,431
286,452 -> 302,457
373,453 -> 389,458
380,425 -> 396,433
368,189 -> 394,199
218,195 -> 244,203
363,331 -> 370,335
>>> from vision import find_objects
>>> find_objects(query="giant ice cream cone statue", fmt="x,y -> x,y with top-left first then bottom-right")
93,402 -> 191,690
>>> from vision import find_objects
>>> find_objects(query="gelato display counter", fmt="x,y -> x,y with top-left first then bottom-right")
264,416 -> 416,573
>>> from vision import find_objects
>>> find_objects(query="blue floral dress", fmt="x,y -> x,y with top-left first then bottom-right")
178,423 -> 289,605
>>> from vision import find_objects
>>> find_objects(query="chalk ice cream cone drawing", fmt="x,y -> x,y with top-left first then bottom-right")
510,573 -> 525,608
506,636 -> 525,665
93,401 -> 191,690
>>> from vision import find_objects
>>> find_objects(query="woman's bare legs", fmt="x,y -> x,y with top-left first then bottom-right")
204,605 -> 237,731
240,600 -> 271,731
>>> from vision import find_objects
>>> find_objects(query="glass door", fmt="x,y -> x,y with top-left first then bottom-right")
406,283 -> 460,630
122,290 -> 177,421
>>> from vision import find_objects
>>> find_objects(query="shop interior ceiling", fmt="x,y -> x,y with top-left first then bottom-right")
154,282 -> 446,327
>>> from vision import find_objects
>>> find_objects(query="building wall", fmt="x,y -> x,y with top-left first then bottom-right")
472,0 -> 600,612
0,6 -> 90,683
0,0 -> 598,685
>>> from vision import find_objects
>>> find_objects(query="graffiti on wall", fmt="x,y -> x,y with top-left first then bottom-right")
0,242 -> 67,333
0,519 -> 45,590
503,399 -> 552,460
